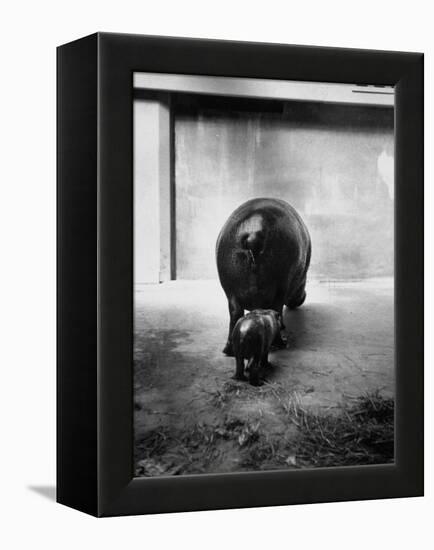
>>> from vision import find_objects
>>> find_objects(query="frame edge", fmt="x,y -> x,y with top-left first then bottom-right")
57,33 -> 99,517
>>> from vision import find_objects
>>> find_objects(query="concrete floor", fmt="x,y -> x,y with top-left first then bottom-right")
134,278 -> 394,455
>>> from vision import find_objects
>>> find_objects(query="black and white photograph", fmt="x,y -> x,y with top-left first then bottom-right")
133,73 -> 395,477
1,0 -> 429,541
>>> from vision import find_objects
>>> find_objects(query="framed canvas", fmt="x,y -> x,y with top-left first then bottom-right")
57,32 -> 424,517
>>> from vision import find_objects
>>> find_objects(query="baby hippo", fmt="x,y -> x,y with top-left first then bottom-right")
231,309 -> 284,386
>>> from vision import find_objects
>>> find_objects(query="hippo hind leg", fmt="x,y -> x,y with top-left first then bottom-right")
272,330 -> 287,349
261,352 -> 272,370
287,242 -> 311,309
271,293 -> 286,349
286,277 -> 307,309
287,289 -> 306,309
223,295 -> 243,356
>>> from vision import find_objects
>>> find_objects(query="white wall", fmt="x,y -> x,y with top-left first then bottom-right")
134,98 -> 171,283
1,2 -> 432,550
134,99 -> 161,283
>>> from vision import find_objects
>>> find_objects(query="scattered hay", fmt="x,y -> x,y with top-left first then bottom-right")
291,391 -> 394,467
135,390 -> 394,476
209,380 -> 243,408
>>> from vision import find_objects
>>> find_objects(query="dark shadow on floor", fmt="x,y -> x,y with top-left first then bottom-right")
28,485 -> 56,502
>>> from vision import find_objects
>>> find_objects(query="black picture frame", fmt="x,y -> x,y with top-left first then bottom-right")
57,32 -> 424,517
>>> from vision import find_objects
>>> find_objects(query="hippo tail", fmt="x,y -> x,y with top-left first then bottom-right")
240,231 -> 265,272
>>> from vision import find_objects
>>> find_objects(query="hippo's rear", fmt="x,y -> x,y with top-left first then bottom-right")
216,198 -> 311,355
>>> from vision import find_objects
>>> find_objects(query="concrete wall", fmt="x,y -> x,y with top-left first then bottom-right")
175,101 -> 394,280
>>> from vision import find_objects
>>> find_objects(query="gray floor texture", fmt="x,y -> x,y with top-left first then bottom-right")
134,278 -> 394,474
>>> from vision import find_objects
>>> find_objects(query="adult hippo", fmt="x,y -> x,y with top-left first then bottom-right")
216,198 -> 311,356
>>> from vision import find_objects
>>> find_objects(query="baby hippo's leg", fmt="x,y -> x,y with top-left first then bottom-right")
249,358 -> 261,386
234,355 -> 247,381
